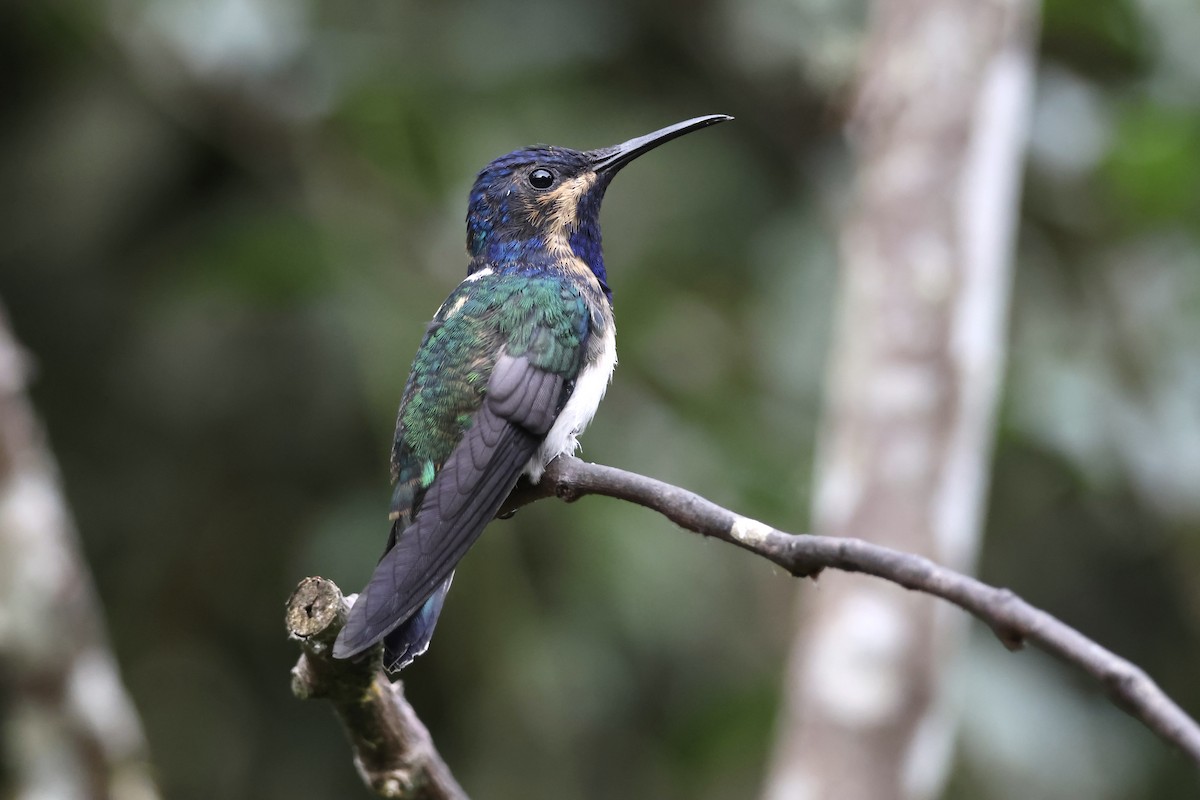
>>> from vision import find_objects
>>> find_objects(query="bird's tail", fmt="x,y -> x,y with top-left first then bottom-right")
380,573 -> 454,672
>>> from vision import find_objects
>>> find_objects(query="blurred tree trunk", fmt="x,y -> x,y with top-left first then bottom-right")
0,304 -> 160,800
762,1 -> 1039,798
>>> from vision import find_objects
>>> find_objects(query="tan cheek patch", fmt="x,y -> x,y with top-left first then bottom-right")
534,173 -> 597,232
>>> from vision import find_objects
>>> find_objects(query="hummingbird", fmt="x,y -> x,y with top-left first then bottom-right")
333,114 -> 732,671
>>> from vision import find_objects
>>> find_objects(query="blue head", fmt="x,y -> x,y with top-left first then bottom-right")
465,115 -> 732,298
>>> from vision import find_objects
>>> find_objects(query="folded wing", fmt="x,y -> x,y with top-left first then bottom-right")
333,353 -> 564,659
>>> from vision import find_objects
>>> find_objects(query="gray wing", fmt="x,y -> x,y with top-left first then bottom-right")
333,354 -> 564,660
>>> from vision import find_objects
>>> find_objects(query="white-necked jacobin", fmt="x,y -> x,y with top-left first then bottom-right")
334,114 -> 732,671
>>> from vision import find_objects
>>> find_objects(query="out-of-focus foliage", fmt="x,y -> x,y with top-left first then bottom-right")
0,0 -> 1196,798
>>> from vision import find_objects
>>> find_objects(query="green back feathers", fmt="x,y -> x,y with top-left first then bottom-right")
388,273 -> 590,524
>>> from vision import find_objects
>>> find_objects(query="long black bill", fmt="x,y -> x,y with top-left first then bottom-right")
588,114 -> 733,175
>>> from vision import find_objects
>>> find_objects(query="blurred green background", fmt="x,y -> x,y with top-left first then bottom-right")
2,0 -> 1199,798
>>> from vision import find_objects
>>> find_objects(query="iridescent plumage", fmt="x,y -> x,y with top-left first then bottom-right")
334,115 -> 731,670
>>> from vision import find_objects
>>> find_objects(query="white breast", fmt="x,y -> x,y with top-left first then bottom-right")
524,324 -> 617,482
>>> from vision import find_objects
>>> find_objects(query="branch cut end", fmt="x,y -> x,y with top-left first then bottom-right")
286,576 -> 346,641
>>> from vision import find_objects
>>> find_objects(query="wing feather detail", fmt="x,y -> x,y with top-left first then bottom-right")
333,354 -> 565,659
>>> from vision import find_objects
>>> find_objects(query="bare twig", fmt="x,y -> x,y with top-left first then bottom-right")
294,454 -> 1199,789
502,456 -> 1200,767
285,577 -> 467,800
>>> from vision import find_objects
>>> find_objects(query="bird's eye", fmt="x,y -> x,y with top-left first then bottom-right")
528,168 -> 555,189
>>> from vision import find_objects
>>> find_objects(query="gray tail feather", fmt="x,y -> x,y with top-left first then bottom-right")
381,574 -> 454,672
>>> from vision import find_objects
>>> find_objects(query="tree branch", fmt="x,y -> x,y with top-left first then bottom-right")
285,577 -> 467,800
293,454 -> 1200,792
503,456 -> 1200,767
